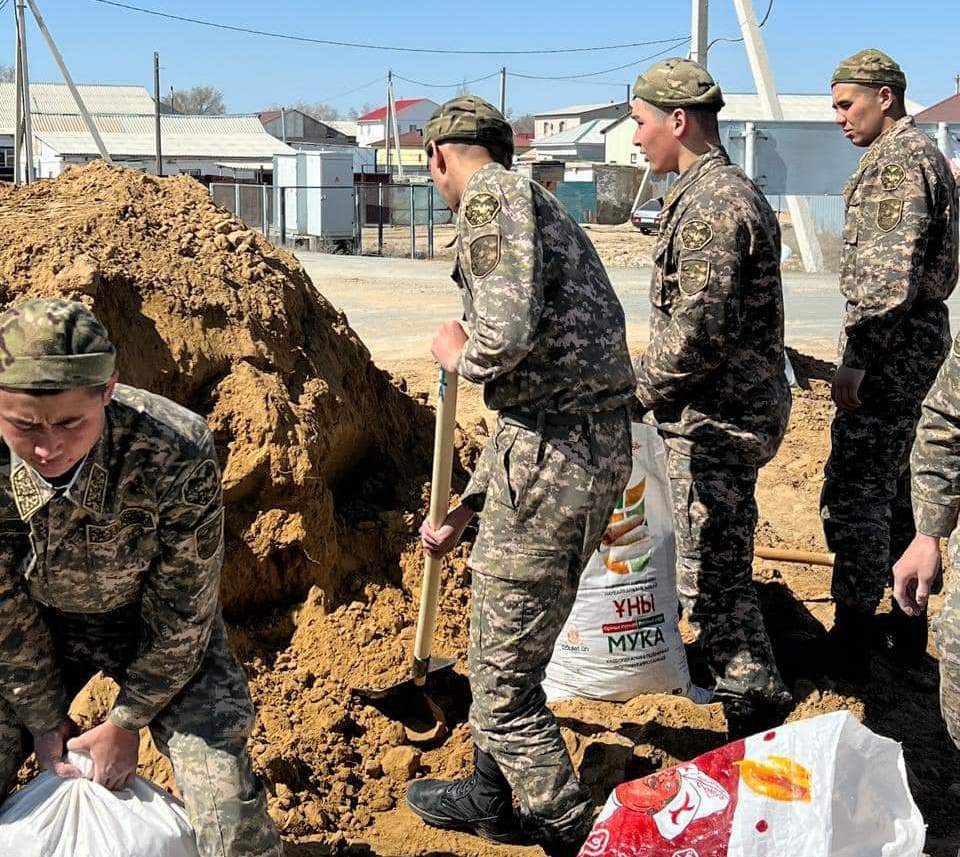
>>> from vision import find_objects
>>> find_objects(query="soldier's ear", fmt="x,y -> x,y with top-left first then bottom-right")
102,372 -> 119,405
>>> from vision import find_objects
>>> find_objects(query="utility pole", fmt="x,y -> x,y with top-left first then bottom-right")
153,51 -> 163,176
732,0 -> 823,272
13,7 -> 22,185
387,73 -> 404,179
691,0 -> 709,66
384,70 -> 391,177
26,0 -> 112,164
16,0 -> 34,182
955,73 -> 960,95
499,66 -> 506,115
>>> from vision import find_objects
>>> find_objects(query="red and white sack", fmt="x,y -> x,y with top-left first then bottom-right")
543,423 -> 696,702
0,750 -> 199,857
579,711 -> 924,857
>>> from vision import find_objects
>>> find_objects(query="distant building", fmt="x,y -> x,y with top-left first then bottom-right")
356,99 -> 438,148
371,129 -> 427,173
916,93 -> 960,123
534,101 -> 629,142
258,109 -> 355,145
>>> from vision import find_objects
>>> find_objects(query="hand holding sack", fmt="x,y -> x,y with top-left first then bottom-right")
0,750 -> 199,857
579,711 -> 924,857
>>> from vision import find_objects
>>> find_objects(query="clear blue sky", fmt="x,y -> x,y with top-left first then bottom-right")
5,0 -> 959,117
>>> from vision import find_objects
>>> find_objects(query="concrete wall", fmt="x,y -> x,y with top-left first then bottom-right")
594,163 -> 643,225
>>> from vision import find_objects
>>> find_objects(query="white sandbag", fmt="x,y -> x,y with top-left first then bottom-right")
0,750 -> 199,857
543,422 -> 695,702
579,710 -> 925,857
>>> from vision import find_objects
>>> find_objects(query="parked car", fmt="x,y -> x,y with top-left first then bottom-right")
630,198 -> 662,234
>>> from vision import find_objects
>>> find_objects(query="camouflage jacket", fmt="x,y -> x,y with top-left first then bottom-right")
0,385 -> 223,734
912,339 -> 960,538
453,162 -> 636,504
839,116 -> 959,371
635,147 -> 791,465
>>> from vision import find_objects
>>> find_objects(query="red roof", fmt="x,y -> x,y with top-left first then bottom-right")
358,99 -> 429,122
916,93 -> 960,123
513,132 -> 535,149
257,110 -> 282,123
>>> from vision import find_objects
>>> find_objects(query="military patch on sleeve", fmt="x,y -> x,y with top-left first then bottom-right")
195,509 -> 224,561
877,198 -> 904,232
182,459 -> 220,508
678,259 -> 712,296
679,219 -> 713,251
879,162 -> 906,191
469,235 -> 501,278
87,520 -> 120,545
463,192 -> 501,228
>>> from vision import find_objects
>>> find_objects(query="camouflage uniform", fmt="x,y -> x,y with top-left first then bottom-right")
632,59 -> 792,710
426,98 -> 636,844
0,300 -> 281,857
821,51 -> 959,615
910,341 -> 960,746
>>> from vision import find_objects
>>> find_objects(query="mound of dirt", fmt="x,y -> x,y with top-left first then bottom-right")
0,161 -> 435,614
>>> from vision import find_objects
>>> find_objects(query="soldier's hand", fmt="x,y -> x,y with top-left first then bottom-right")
67,720 -> 139,791
420,504 -> 475,558
893,532 -> 942,617
831,365 -> 865,410
431,321 -> 468,373
34,717 -> 82,779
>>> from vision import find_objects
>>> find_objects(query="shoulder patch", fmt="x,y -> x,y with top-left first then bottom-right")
463,192 -> 501,228
877,198 -> 904,232
469,235 -> 501,278
678,259 -> 711,296
195,508 -> 224,561
679,219 -> 713,252
182,459 -> 220,508
879,162 -> 906,191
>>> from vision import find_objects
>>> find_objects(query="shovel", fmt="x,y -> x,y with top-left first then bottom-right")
354,368 -> 460,742
754,546 -> 835,567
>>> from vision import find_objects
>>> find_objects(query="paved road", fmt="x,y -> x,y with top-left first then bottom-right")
297,252 -> 959,364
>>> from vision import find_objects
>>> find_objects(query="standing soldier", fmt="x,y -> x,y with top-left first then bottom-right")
893,342 -> 960,748
630,58 -> 793,735
821,49 -> 958,682
404,96 -> 636,856
0,299 -> 282,857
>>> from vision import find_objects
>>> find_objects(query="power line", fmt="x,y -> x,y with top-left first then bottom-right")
314,76 -> 382,103
511,39 -> 690,81
393,71 -> 500,89
90,0 -> 686,56
707,0 -> 775,49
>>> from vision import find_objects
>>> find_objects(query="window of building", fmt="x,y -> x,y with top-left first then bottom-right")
630,153 -> 637,164
558,121 -> 565,132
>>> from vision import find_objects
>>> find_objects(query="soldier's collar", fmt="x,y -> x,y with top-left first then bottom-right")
663,145 -> 730,211
462,162 -> 503,198
72,433 -> 109,515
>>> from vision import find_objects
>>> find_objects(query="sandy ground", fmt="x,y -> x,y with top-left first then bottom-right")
280,253 -> 960,856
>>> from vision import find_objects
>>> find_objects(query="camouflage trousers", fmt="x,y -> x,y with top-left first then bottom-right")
937,537 -> 960,749
468,411 -> 631,844
822,309 -> 950,613
666,449 -> 790,706
0,613 -> 282,857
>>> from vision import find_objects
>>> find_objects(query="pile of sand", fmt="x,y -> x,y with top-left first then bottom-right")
0,161 -> 436,614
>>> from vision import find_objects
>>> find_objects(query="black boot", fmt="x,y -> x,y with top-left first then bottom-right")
406,747 -> 520,844
820,603 -> 873,685
716,690 -> 792,742
880,600 -> 937,692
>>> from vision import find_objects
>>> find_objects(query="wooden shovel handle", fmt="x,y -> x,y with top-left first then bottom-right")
755,546 -> 835,567
412,369 -> 459,683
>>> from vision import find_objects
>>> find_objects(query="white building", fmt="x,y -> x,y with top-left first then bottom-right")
355,99 -> 438,148
525,119 -> 614,164
534,101 -> 629,142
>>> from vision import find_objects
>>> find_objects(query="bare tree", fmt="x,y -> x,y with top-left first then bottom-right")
165,85 -> 225,115
0,65 -> 15,83
348,101 -> 375,119
509,113 -> 535,134
264,100 -> 340,121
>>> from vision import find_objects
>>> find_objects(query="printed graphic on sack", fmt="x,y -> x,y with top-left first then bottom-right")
577,711 -> 925,857
543,424 -> 694,702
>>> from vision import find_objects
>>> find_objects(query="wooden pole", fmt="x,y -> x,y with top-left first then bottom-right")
691,0 -> 709,65
13,9 -> 22,185
153,51 -> 163,176
16,0 -> 34,182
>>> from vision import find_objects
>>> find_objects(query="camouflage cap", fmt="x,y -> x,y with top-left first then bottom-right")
0,298 -> 115,389
632,57 -> 724,112
423,96 -> 514,154
831,49 -> 906,91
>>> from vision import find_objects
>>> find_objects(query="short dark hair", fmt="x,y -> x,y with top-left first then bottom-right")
684,107 -> 721,138
0,383 -> 108,397
431,139 -> 514,170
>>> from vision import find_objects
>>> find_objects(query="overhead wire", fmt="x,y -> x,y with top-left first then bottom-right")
511,38 -> 691,81
707,0 -> 774,49
89,0 -> 686,57
393,71 -> 500,89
